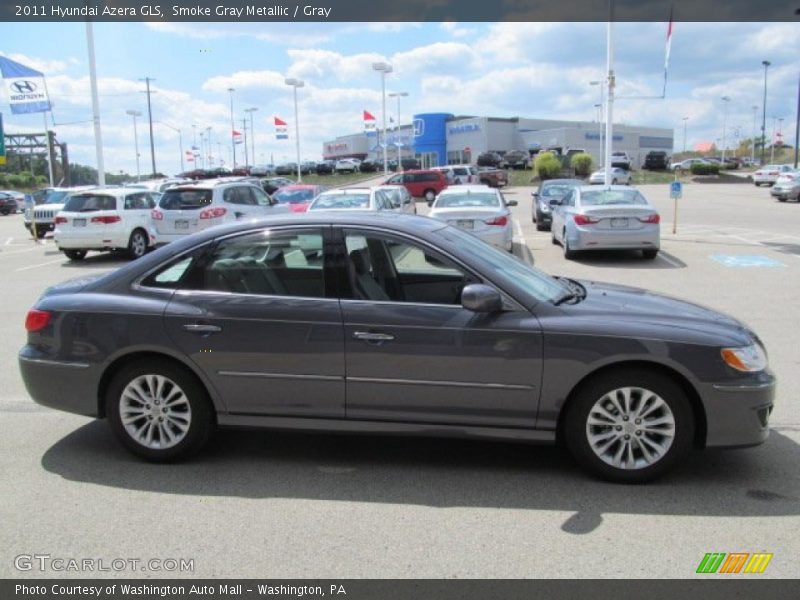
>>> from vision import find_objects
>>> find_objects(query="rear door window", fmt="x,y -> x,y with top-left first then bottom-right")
159,189 -> 213,210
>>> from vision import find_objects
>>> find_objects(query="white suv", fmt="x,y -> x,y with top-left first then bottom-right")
335,159 -> 361,173
54,187 -> 158,261
431,165 -> 479,185
150,179 -> 289,245
25,187 -> 93,238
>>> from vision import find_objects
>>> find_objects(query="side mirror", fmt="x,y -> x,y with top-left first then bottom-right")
461,284 -> 503,313
549,198 -> 561,206
532,192 -> 540,199
505,199 -> 518,207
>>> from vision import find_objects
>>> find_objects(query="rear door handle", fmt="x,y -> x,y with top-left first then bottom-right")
353,331 -> 394,342
182,323 -> 222,333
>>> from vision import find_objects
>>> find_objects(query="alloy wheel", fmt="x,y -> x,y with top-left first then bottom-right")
119,374 -> 192,450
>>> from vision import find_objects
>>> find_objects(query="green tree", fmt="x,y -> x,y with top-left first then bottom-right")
570,153 -> 593,177
535,152 -> 562,180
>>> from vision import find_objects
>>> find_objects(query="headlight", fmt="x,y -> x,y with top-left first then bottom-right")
721,344 -> 767,372
539,200 -> 551,213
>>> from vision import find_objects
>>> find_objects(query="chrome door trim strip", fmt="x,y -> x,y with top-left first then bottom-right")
347,376 -> 533,390
218,370 -> 343,382
18,356 -> 90,369
712,382 -> 775,392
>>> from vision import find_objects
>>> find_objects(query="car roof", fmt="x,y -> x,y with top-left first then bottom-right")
578,185 -> 638,192
68,187 -> 142,197
276,184 -> 318,191
438,185 -> 495,194
541,179 -> 583,185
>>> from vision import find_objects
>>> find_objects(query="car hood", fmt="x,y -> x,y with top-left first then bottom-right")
562,279 -> 754,346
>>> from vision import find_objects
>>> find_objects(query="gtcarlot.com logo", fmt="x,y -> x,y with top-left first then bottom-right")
14,554 -> 194,573
696,552 -> 773,574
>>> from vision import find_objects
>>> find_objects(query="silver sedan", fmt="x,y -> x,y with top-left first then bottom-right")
550,186 -> 660,260
428,185 -> 517,252
589,167 -> 632,185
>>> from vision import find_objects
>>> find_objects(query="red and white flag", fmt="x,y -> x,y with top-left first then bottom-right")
274,116 -> 288,140
364,110 -> 377,135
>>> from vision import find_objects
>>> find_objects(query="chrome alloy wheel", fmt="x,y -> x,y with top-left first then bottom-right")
130,230 -> 147,258
119,374 -> 192,449
585,386 -> 675,470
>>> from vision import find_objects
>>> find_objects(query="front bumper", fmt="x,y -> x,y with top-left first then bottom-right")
701,374 -> 775,448
770,187 -> 798,199
19,346 -> 102,418
535,208 -> 552,224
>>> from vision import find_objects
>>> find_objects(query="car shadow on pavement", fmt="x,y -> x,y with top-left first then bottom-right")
571,249 -> 686,269
41,422 -> 800,534
61,252 -> 136,268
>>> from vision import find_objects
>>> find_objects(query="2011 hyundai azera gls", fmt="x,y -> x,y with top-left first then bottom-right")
19,213 -> 775,482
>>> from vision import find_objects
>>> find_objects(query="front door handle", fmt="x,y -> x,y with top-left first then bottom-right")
182,323 -> 222,334
353,331 -> 395,342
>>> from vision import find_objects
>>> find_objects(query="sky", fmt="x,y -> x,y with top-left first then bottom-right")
2,21 -> 799,176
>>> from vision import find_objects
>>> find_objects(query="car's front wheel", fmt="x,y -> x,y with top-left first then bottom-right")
563,368 -> 694,483
63,249 -> 87,261
127,229 -> 148,260
106,359 -> 215,461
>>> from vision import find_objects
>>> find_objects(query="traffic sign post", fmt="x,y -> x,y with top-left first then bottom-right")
670,178 -> 683,234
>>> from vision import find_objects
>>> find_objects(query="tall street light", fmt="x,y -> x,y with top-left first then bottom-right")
372,62 -> 393,175
125,109 -> 142,181
139,77 -> 157,176
388,91 -> 408,170
285,78 -> 305,182
590,80 -> 604,165
761,60 -> 770,165
245,107 -> 258,169
681,116 -> 689,154
206,127 -> 212,167
795,72 -> 800,169
227,88 -> 236,169
720,96 -> 731,164
159,121 -> 184,174
751,105 -> 758,164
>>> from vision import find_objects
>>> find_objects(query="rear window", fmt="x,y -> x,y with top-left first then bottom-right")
421,173 -> 440,182
435,193 -> 499,208
311,193 -> 370,210
274,188 -> 316,204
453,168 -> 469,176
159,189 -> 213,210
63,194 -> 116,212
581,190 -> 648,206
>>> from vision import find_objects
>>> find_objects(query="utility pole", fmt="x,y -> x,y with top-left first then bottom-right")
140,77 -> 157,176
604,1 -> 615,187
761,60 -> 770,166
206,127 -> 212,167
751,105 -> 758,164
795,71 -> 800,169
245,107 -> 258,168
682,116 -> 688,154
227,88 -> 236,169
241,117 -> 249,167
85,23 -> 105,186
720,96 -> 730,164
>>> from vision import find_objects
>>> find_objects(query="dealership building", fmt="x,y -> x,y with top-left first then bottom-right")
322,113 -> 673,169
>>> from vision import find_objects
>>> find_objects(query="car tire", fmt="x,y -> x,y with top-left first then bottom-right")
0,209 -> 9,216
106,358 -> 215,462
63,249 -> 87,261
562,368 -> 695,483
563,231 -> 576,259
551,231 -> 558,245
536,222 -> 548,231
778,197 -> 786,202
424,189 -> 436,205
611,179 -> 618,185
642,249 -> 659,260
127,228 -> 148,260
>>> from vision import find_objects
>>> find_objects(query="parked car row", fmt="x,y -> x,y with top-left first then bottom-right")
767,168 -> 800,201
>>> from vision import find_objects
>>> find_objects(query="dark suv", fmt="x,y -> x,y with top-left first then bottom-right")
477,151 -> 505,168
644,151 -> 669,170
504,150 -> 530,170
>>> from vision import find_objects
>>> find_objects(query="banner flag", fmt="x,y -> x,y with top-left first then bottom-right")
0,56 -> 51,114
274,116 -> 288,140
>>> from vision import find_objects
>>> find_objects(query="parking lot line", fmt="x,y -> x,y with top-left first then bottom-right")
4,237 -> 12,246
14,257 -> 65,272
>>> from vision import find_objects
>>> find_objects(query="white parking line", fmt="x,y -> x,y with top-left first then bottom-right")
15,257 -> 65,272
4,237 -> 12,246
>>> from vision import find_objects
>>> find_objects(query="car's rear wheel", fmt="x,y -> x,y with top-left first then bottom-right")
127,229 -> 148,260
106,359 -> 214,461
63,249 -> 87,261
563,230 -> 576,259
563,368 -> 694,483
642,249 -> 659,260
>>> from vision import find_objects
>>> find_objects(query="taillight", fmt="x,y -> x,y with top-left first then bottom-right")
573,214 -> 600,226
638,213 -> 661,224
25,309 -> 51,332
199,207 -> 227,219
90,215 -> 121,224
485,215 -> 508,226
54,216 -> 67,224
151,209 -> 163,220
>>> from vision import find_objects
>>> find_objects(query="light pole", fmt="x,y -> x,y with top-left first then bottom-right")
205,127 -> 212,167
372,62 -> 393,175
285,78 -> 305,182
245,107 -> 258,168
241,117 -> 249,167
159,121 -> 184,174
139,77 -> 157,176
795,71 -> 800,169
682,116 -> 689,154
590,80 -> 604,165
770,116 -> 780,163
199,132 -> 205,170
125,109 -> 142,181
227,88 -> 236,169
761,60 -> 770,165
751,105 -> 758,164
388,91 -> 407,170
720,96 -> 730,164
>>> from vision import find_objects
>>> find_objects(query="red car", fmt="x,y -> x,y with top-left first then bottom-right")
271,184 -> 327,213
384,169 -> 448,205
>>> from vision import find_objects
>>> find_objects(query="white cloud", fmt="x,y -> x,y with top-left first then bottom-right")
0,52 -> 75,75
202,70 -> 288,93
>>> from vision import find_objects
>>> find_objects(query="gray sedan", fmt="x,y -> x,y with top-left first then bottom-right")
19,213 -> 774,483
550,186 -> 661,260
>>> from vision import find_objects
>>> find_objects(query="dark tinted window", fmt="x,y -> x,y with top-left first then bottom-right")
159,189 -> 213,210
421,173 -> 439,182
123,192 -> 151,210
63,194 -> 116,212
45,191 -> 70,204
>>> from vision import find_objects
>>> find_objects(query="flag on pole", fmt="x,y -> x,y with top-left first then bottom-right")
364,110 -> 377,136
0,56 -> 52,114
662,7 -> 673,97
274,116 -> 288,140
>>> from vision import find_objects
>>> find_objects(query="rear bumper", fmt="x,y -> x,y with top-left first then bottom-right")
18,345 -> 102,418
700,375 -> 776,448
770,187 -> 798,199
54,229 -> 129,250
570,225 -> 660,251
473,227 -> 513,250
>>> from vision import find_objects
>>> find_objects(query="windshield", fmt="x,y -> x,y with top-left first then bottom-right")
63,194 -> 116,212
44,191 -> 70,204
435,193 -> 499,208
273,188 -> 316,204
581,189 -> 648,206
435,226 -> 569,303
159,189 -> 213,210
311,193 -> 369,209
